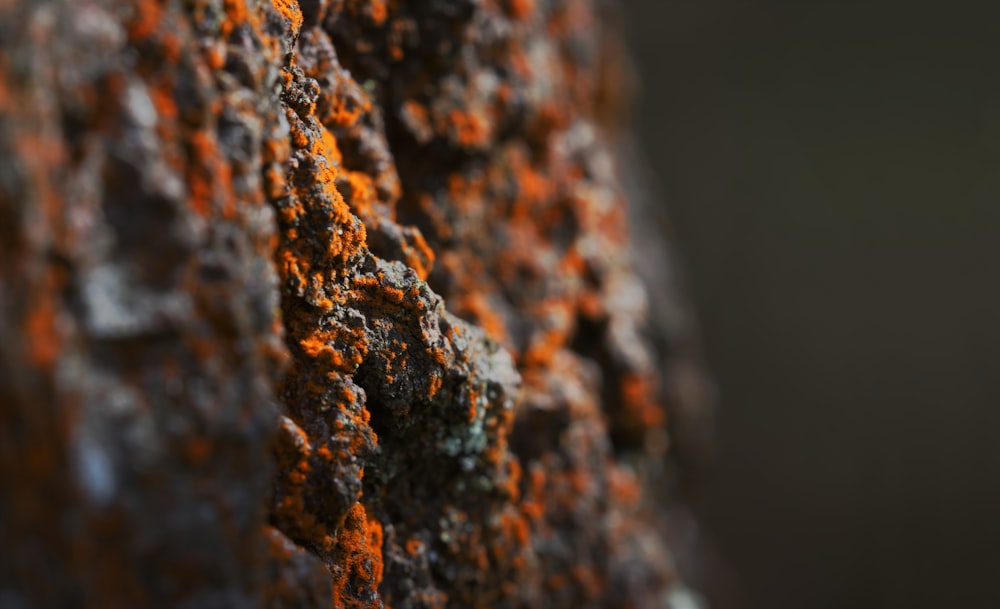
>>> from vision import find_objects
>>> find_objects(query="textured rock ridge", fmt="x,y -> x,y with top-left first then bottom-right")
0,1 -> 693,608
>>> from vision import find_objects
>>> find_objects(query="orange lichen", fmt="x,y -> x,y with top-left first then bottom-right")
187,131 -> 236,218
447,109 -> 490,148
398,230 -> 435,281
348,275 -> 425,318
256,0 -> 676,604
148,82 -> 177,121
607,465 -> 642,509
571,564 -> 604,600
24,295 -> 58,367
126,0 -> 164,41
508,46 -> 532,79
427,374 -> 443,399
206,42 -> 227,70
454,292 -> 509,345
387,20 -> 407,61
369,1 -> 388,26
465,387 -> 480,423
344,0 -> 389,26
299,326 -> 368,375
497,459 -> 522,503
331,503 -> 384,609
221,0 -> 251,38
506,0 -> 535,21
520,300 -> 574,368
342,171 -> 376,213
512,163 -> 552,221
499,509 -> 530,548
620,373 -> 666,428
325,87 -> 371,128
271,0 -> 303,32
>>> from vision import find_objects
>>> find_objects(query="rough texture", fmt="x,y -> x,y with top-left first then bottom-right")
0,1 -> 699,608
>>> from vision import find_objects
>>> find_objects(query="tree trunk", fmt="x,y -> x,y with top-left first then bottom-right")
0,1 -> 704,607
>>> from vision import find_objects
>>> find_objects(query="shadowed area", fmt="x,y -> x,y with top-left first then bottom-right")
622,2 -> 1000,608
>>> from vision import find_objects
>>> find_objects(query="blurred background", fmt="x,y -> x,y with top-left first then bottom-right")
619,3 -> 1000,608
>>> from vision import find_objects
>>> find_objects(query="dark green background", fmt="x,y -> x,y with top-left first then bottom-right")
621,3 -> 1000,608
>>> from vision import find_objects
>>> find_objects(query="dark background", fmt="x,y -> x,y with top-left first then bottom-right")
620,3 -> 1000,608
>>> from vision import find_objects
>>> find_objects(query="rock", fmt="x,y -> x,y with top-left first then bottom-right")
0,1 -> 699,607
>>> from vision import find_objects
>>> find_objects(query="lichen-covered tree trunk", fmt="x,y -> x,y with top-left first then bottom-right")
0,1 -> 698,607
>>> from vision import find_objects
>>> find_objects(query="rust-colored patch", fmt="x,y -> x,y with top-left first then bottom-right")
331,503 -> 384,609
24,295 -> 58,368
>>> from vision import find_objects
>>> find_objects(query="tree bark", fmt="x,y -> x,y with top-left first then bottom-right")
0,1 -> 703,607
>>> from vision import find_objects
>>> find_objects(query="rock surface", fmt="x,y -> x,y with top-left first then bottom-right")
0,1 -> 698,607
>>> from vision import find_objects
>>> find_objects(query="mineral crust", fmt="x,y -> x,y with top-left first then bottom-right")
0,1 -> 695,608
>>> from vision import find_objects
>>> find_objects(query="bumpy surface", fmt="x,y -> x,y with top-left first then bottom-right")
0,1 -> 691,607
